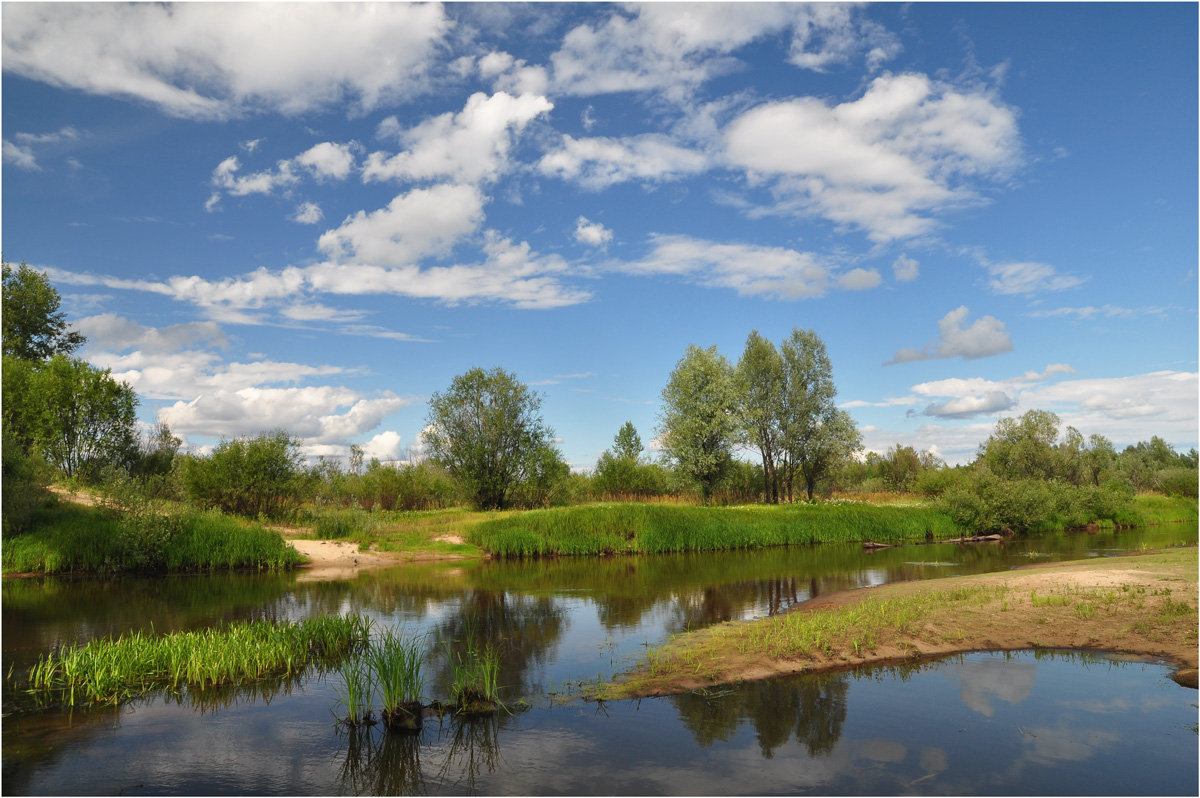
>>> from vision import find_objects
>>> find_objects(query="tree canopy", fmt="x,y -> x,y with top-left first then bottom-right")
658,345 -> 738,499
424,366 -> 560,510
2,259 -> 86,361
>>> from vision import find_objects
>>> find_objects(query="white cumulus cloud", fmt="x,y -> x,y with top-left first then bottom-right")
887,306 -> 1014,364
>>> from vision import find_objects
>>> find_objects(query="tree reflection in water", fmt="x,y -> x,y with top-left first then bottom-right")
671,672 -> 849,758
426,590 -> 566,700
335,711 -> 514,796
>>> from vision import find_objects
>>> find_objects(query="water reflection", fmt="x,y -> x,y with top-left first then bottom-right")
335,710 -> 517,796
672,674 -> 849,758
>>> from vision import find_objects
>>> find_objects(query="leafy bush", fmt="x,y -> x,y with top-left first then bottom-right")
181,429 -> 304,518
1153,467 -> 1199,498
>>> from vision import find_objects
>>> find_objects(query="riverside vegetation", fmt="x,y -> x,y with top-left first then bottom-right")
3,264 -> 1197,573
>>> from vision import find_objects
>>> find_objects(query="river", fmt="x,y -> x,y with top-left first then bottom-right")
3,523 -> 1197,795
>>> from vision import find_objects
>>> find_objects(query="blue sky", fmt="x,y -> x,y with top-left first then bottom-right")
3,2 -> 1196,468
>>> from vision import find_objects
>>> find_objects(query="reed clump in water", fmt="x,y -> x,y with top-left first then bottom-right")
369,628 -> 426,731
27,614 -> 371,706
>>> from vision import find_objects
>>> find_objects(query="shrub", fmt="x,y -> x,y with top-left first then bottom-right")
181,429 -> 304,518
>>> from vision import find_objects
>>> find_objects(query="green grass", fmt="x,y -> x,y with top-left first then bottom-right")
2,502 -> 303,574
470,501 -> 962,558
368,628 -> 425,717
26,614 -> 371,706
1132,494 -> 1199,525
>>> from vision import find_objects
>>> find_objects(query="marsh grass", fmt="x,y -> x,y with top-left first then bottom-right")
3,502 -> 302,574
471,501 -> 961,558
1133,495 -> 1199,526
27,614 -> 371,706
440,619 -> 503,714
368,628 -> 426,731
334,651 -> 375,727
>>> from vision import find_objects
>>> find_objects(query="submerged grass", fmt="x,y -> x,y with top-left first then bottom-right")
26,614 -> 371,706
470,501 -> 961,558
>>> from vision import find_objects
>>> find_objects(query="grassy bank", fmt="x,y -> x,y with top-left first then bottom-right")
470,501 -> 962,557
2,501 -> 303,575
1132,494 -> 1198,525
298,505 -> 488,559
24,614 -> 371,706
598,546 -> 1198,699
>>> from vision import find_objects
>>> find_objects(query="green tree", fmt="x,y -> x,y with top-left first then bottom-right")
182,429 -> 305,517
612,421 -> 643,461
779,329 -> 859,501
977,409 -> 1062,481
736,331 -> 785,503
424,367 -> 556,510
2,259 -> 86,361
658,345 -> 738,500
29,355 -> 139,481
594,421 -> 655,497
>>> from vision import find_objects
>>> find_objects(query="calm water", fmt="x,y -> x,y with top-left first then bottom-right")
3,524 -> 1197,795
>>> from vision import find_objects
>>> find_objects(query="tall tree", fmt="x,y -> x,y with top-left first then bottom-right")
2,259 -> 86,361
978,409 -> 1062,481
779,329 -> 860,501
424,367 -> 556,510
32,355 -> 139,480
736,330 -> 784,503
594,421 -> 649,497
658,345 -> 738,500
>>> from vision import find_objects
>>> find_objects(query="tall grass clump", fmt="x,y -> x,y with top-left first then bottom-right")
470,501 -> 961,558
440,619 -> 502,714
333,650 -> 375,727
26,614 -> 371,706
368,628 -> 426,731
303,505 -> 380,540
1132,494 -> 1199,525
2,500 -> 302,574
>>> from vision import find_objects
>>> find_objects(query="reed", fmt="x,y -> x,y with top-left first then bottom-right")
367,628 -> 426,731
333,651 -> 375,727
470,501 -> 961,558
26,614 -> 371,706
440,619 -> 502,714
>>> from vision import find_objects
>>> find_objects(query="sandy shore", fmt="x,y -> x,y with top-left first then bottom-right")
603,548 -> 1199,698
285,537 -> 473,580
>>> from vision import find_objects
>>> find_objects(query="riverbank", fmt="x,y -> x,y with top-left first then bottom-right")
598,546 -> 1199,699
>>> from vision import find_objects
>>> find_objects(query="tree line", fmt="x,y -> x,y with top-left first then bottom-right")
2,262 -> 1195,535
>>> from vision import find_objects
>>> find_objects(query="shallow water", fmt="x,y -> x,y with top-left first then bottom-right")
3,524 -> 1197,794
4,651 -> 1195,795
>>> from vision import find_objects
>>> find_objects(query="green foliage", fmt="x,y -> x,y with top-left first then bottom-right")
658,344 -> 738,500
593,422 -> 669,498
2,259 -> 86,361
736,331 -> 786,503
979,409 -> 1063,481
181,429 -> 305,518
1,421 -> 54,534
424,366 -> 558,510
3,354 -> 139,481
471,501 -> 960,557
358,459 -> 458,511
1152,468 -> 1199,498
934,471 -> 1139,533
2,497 -> 302,574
